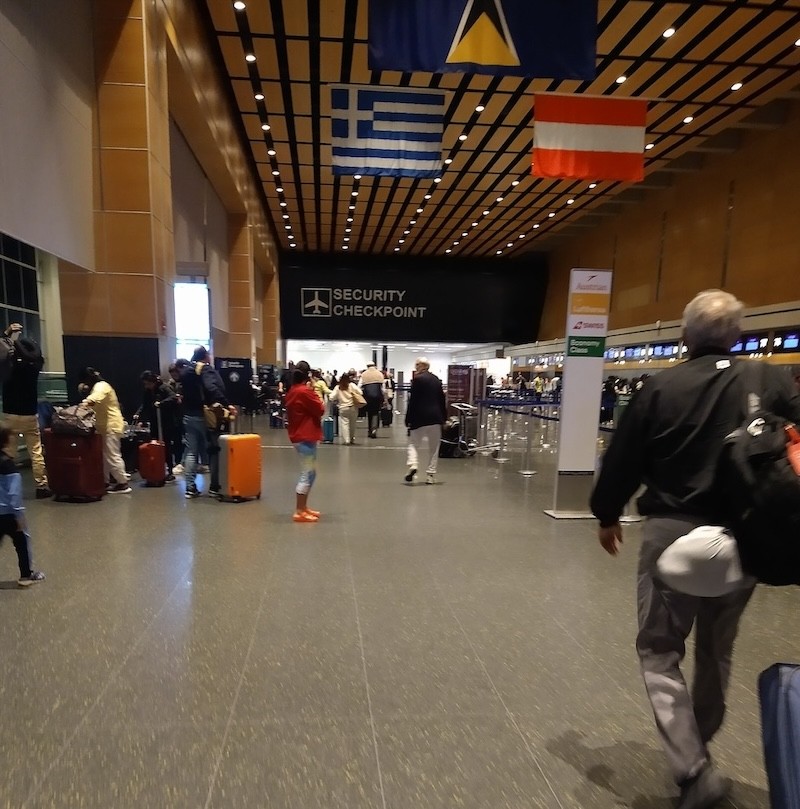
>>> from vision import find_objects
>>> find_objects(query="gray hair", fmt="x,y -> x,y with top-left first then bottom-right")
415,357 -> 430,370
682,289 -> 743,352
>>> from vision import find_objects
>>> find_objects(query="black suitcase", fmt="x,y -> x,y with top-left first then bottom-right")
438,418 -> 460,458
380,407 -> 393,427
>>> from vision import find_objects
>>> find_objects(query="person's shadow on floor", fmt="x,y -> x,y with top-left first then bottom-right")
546,729 -> 769,809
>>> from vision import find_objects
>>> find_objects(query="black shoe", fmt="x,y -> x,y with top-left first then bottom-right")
184,487 -> 200,499
678,764 -> 730,809
35,487 -> 53,499
208,487 -> 222,499
369,432 -> 377,439
404,468 -> 417,483
107,482 -> 132,494
165,473 -> 176,483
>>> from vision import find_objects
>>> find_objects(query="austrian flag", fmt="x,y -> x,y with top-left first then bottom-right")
533,95 -> 648,182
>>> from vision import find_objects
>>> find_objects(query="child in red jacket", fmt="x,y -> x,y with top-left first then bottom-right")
284,362 -> 324,522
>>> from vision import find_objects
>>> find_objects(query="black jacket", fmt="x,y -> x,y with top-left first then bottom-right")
405,370 -> 447,430
2,354 -> 42,416
136,383 -> 178,431
590,352 -> 800,527
180,363 -> 229,417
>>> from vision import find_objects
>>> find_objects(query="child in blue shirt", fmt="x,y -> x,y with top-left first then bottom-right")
0,425 -> 45,586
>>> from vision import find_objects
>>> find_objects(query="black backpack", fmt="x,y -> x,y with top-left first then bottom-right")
717,365 -> 800,586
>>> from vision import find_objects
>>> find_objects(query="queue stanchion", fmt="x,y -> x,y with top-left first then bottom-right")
517,404 -> 537,478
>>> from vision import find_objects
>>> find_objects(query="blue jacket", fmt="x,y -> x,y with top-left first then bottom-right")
0,454 -> 24,517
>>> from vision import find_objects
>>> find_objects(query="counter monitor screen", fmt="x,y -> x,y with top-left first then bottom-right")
784,335 -> 799,350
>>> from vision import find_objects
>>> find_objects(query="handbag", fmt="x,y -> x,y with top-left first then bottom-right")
51,404 -> 96,435
204,403 -> 231,431
351,387 -> 366,407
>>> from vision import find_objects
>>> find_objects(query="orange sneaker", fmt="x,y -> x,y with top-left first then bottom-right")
293,511 -> 319,523
304,508 -> 321,518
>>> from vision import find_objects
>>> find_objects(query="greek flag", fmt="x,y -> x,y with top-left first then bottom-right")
330,84 -> 445,178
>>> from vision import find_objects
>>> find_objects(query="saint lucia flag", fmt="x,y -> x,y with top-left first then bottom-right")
330,85 -> 445,178
368,0 -> 597,81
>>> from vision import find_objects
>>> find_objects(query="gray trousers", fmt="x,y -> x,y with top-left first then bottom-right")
637,516 -> 755,784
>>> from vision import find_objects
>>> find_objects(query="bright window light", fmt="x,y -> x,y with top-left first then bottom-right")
175,283 -> 210,361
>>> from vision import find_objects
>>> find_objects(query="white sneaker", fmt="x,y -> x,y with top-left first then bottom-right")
172,464 -> 184,475
426,474 -> 435,485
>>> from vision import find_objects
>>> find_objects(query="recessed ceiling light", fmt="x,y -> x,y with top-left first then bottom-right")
434,177 -> 442,183
347,217 -> 354,222
475,105 -> 485,112
472,222 -> 479,227
567,198 -> 574,204
663,27 -> 676,38
483,210 -> 490,216
345,228 -> 351,233
496,197 -> 504,203
519,234 -> 526,239
280,201 -> 287,207
254,93 -> 264,101
417,208 -> 424,213
731,82 -> 743,91
404,230 -> 410,235
533,224 -> 540,229
394,247 -> 400,252
288,234 -> 294,239
284,225 -> 291,230
351,191 -> 358,196
282,214 -> 289,220
272,170 -> 279,176
349,205 -> 355,210
245,54 -> 256,62
458,134 -> 468,141
683,115 -> 694,124
548,212 -> 555,218
507,243 -> 513,248
344,237 -> 350,241
496,250 -> 503,255
354,174 -> 362,180
444,158 -> 453,165
268,149 -> 276,156
276,186 -> 283,192
645,143 -> 655,150
342,245 -> 349,250
410,220 -> 417,224
399,239 -> 405,244
289,242 -> 296,248
261,124 -> 270,131
462,232 -> 468,237
511,180 -> 520,186
453,241 -> 460,246
424,194 -> 432,199
796,38 -> 800,46
234,1 -> 246,9
446,249 -> 452,253
616,75 -> 627,84
589,182 -> 597,189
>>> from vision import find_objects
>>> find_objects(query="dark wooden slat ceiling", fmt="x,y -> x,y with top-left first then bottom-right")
203,0 -> 800,259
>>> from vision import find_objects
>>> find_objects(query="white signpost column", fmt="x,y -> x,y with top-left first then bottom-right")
545,269 -> 613,519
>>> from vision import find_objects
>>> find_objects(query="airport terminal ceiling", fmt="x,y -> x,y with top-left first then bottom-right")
204,0 -> 800,260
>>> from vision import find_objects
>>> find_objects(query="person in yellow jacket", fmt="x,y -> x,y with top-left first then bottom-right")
79,367 -> 131,494
310,368 -> 331,404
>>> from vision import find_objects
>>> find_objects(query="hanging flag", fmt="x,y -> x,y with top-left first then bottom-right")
532,94 -> 648,182
368,0 -> 596,81
330,84 -> 445,178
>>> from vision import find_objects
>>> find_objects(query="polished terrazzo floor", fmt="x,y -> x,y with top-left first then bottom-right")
1,409 -> 798,808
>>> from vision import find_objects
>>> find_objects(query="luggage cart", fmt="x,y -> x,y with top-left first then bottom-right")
440,403 -> 480,458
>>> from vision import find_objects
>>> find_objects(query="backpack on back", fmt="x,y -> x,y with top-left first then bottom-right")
717,364 -> 800,586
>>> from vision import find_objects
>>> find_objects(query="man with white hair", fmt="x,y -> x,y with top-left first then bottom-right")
591,289 -> 800,809
404,357 -> 447,485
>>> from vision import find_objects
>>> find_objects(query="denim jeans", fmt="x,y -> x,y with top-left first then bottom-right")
183,415 -> 207,491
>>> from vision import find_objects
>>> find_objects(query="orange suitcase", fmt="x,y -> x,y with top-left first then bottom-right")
218,422 -> 261,502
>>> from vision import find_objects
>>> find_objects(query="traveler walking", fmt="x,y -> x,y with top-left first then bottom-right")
0,424 -> 45,586
590,289 -> 800,809
359,361 -> 386,439
404,357 -> 447,485
78,367 -> 131,493
285,361 -> 324,522
328,372 -> 363,445
1,323 -> 51,498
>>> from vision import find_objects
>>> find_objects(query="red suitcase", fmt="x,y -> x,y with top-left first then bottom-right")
42,429 -> 106,502
138,408 -> 167,487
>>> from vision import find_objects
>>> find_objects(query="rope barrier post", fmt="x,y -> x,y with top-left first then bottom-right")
517,404 -> 537,478
493,406 -> 510,463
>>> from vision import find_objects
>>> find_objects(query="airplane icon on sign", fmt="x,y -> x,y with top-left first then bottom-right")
301,288 -> 332,317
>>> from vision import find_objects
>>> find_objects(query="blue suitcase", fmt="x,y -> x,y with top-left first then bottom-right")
322,416 -> 335,444
759,663 -> 800,809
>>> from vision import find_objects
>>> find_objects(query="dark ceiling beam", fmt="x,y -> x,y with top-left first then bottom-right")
692,131 -> 742,153
729,100 -> 789,130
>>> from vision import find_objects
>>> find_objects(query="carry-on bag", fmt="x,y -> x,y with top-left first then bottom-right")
42,429 -> 106,501
758,663 -> 800,809
51,404 -> 96,435
138,408 -> 167,487
322,416 -> 335,444
218,416 -> 261,502
380,406 -> 393,427
438,417 -> 460,458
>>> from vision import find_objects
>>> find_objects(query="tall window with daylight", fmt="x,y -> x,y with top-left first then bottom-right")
174,282 -> 210,360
